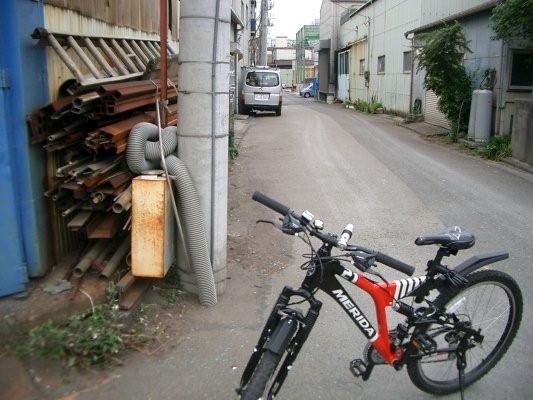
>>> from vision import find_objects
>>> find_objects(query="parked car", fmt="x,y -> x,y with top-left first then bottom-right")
300,84 -> 314,98
240,66 -> 282,116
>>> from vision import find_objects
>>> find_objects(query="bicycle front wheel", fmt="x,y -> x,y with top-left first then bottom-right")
407,269 -> 522,395
239,350 -> 282,400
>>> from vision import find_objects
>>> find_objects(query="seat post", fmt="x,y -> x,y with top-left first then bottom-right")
430,247 -> 457,272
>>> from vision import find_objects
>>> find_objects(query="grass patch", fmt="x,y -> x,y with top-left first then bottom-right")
13,284 -> 152,367
480,135 -> 512,161
229,113 -> 239,160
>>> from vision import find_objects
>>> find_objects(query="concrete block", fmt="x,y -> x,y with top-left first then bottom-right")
512,99 -> 533,163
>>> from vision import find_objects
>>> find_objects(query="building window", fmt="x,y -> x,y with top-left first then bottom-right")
339,51 -> 349,75
377,55 -> 385,74
509,50 -> 533,91
359,58 -> 365,75
403,51 -> 412,73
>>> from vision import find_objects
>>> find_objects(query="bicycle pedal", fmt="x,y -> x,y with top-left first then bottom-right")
349,359 -> 373,381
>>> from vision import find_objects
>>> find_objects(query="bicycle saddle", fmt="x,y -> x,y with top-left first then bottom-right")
415,226 -> 475,250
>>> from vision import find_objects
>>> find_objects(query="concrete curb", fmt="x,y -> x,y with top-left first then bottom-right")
501,157 -> 533,174
233,114 -> 250,147
392,116 -> 533,175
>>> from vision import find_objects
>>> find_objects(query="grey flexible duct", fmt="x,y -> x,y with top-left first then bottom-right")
126,122 -> 177,173
164,154 -> 216,306
126,122 -> 217,306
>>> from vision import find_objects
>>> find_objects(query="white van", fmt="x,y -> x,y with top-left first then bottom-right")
240,66 -> 282,116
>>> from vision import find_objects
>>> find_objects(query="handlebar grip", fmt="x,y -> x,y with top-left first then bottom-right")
252,191 -> 291,216
375,252 -> 415,276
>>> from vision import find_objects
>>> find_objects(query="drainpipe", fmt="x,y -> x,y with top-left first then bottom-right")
496,39 -> 505,135
178,0 -> 229,296
406,33 -> 414,114
160,0 -> 167,124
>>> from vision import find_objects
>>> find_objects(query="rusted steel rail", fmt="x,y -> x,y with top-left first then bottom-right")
30,28 -> 170,92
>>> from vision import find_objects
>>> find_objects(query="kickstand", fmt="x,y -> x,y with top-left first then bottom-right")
456,346 -> 467,400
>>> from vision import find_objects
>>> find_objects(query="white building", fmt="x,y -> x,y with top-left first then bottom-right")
336,0 -> 532,135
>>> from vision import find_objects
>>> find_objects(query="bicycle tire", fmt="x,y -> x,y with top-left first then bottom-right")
240,350 -> 282,400
407,269 -> 522,395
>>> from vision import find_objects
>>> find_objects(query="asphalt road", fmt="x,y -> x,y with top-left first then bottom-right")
66,93 -> 533,400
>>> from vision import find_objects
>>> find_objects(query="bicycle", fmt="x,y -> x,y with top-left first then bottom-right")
236,192 -> 522,400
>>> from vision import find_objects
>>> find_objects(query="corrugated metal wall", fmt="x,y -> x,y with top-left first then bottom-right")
44,0 -> 164,35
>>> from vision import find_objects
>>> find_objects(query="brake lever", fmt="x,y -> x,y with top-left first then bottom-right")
256,219 -> 283,230
281,214 -> 304,235
350,251 -> 376,272
256,215 -> 303,235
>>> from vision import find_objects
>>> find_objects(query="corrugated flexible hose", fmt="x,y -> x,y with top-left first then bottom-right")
126,122 -> 217,306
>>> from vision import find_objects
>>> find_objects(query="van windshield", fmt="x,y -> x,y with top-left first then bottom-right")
246,72 -> 279,88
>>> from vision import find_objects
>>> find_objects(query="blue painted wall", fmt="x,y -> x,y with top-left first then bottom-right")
0,0 -> 49,296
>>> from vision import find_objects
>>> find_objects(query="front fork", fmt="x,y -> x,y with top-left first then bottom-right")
238,286 -> 322,393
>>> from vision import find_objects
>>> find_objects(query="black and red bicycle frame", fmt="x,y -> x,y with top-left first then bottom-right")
304,254 -> 425,367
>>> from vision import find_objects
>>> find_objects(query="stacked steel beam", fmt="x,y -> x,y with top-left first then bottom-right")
27,79 -> 177,281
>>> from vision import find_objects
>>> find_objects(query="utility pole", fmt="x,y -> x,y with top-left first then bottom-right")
259,0 -> 268,65
178,0 -> 229,301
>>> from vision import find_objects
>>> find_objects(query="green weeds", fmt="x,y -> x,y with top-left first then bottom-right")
481,135 -> 512,161
13,284 -> 150,367
229,113 -> 239,160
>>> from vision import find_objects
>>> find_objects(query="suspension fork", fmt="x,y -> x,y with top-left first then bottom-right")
268,287 -> 322,398
239,286 -> 322,391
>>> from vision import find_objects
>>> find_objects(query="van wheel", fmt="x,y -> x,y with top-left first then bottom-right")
275,106 -> 282,116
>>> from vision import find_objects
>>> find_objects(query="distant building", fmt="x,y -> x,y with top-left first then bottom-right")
231,0 -> 257,113
267,36 -> 295,88
318,0 -> 365,103
337,0 -> 532,136
296,24 -> 320,88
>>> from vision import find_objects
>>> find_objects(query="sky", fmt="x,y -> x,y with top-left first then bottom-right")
267,0 -> 322,39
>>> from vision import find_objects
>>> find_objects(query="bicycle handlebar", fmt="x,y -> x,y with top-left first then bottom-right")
253,191 -> 291,216
375,252 -> 415,276
252,191 -> 415,276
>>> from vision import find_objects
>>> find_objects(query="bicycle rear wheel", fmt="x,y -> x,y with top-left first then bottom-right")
407,269 -> 522,395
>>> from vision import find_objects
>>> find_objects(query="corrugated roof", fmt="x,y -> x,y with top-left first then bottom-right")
404,0 -> 503,38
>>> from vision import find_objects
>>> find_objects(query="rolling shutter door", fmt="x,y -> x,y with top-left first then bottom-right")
425,90 -> 450,128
